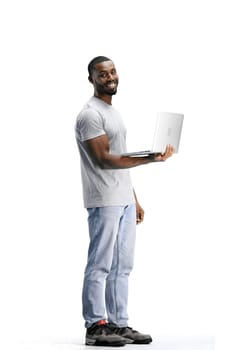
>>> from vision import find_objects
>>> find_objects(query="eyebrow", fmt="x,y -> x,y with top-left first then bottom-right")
98,68 -> 116,73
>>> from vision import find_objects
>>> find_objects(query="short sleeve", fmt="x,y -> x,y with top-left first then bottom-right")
76,108 -> 106,141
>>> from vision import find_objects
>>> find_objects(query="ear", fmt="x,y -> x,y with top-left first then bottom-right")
88,75 -> 93,83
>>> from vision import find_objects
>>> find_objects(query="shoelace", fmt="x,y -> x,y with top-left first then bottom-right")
113,326 -> 138,335
89,324 -> 114,336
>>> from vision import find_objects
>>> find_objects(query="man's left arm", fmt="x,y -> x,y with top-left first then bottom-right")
133,190 -> 144,225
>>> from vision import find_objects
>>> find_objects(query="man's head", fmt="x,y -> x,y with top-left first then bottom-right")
87,56 -> 119,100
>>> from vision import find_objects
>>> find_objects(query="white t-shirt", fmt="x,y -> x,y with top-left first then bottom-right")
75,96 -> 135,208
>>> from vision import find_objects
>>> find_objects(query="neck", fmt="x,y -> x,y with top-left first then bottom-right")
94,93 -> 112,105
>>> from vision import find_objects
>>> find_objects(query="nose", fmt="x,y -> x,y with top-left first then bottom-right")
107,72 -> 114,80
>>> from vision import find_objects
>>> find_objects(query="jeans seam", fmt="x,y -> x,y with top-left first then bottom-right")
114,234 -> 119,323
88,208 -> 99,273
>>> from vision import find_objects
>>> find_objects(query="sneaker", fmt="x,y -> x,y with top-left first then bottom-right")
85,320 -> 127,346
109,324 -> 153,344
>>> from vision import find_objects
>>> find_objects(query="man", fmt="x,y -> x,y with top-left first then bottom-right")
75,56 -> 174,346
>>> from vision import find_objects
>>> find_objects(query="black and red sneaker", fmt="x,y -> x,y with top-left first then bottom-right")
86,320 -> 127,346
109,324 -> 153,344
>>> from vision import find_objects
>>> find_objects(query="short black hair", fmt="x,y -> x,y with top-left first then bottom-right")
88,56 -> 112,78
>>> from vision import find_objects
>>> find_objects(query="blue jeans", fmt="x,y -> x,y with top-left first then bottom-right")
82,204 -> 136,328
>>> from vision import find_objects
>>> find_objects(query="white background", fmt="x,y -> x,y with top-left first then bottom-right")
0,0 -> 232,349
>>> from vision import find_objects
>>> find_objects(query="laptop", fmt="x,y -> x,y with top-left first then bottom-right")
123,112 -> 184,157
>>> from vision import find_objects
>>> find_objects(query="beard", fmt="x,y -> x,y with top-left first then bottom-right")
95,81 -> 118,96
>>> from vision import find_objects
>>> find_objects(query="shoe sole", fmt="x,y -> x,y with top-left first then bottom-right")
123,338 -> 134,344
130,338 -> 153,344
86,338 -> 126,347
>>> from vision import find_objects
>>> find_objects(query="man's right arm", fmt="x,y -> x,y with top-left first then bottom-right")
85,134 -> 174,169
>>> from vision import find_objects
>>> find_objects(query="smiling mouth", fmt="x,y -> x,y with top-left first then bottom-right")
106,82 -> 117,89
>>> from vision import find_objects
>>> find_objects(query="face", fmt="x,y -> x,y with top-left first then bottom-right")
90,60 -> 119,96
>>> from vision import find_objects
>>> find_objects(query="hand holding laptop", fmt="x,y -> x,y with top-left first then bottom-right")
150,144 -> 175,162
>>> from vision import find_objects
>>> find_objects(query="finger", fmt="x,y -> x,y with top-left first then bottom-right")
140,211 -> 144,222
166,144 -> 172,154
169,144 -> 175,154
136,213 -> 144,224
163,145 -> 174,158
